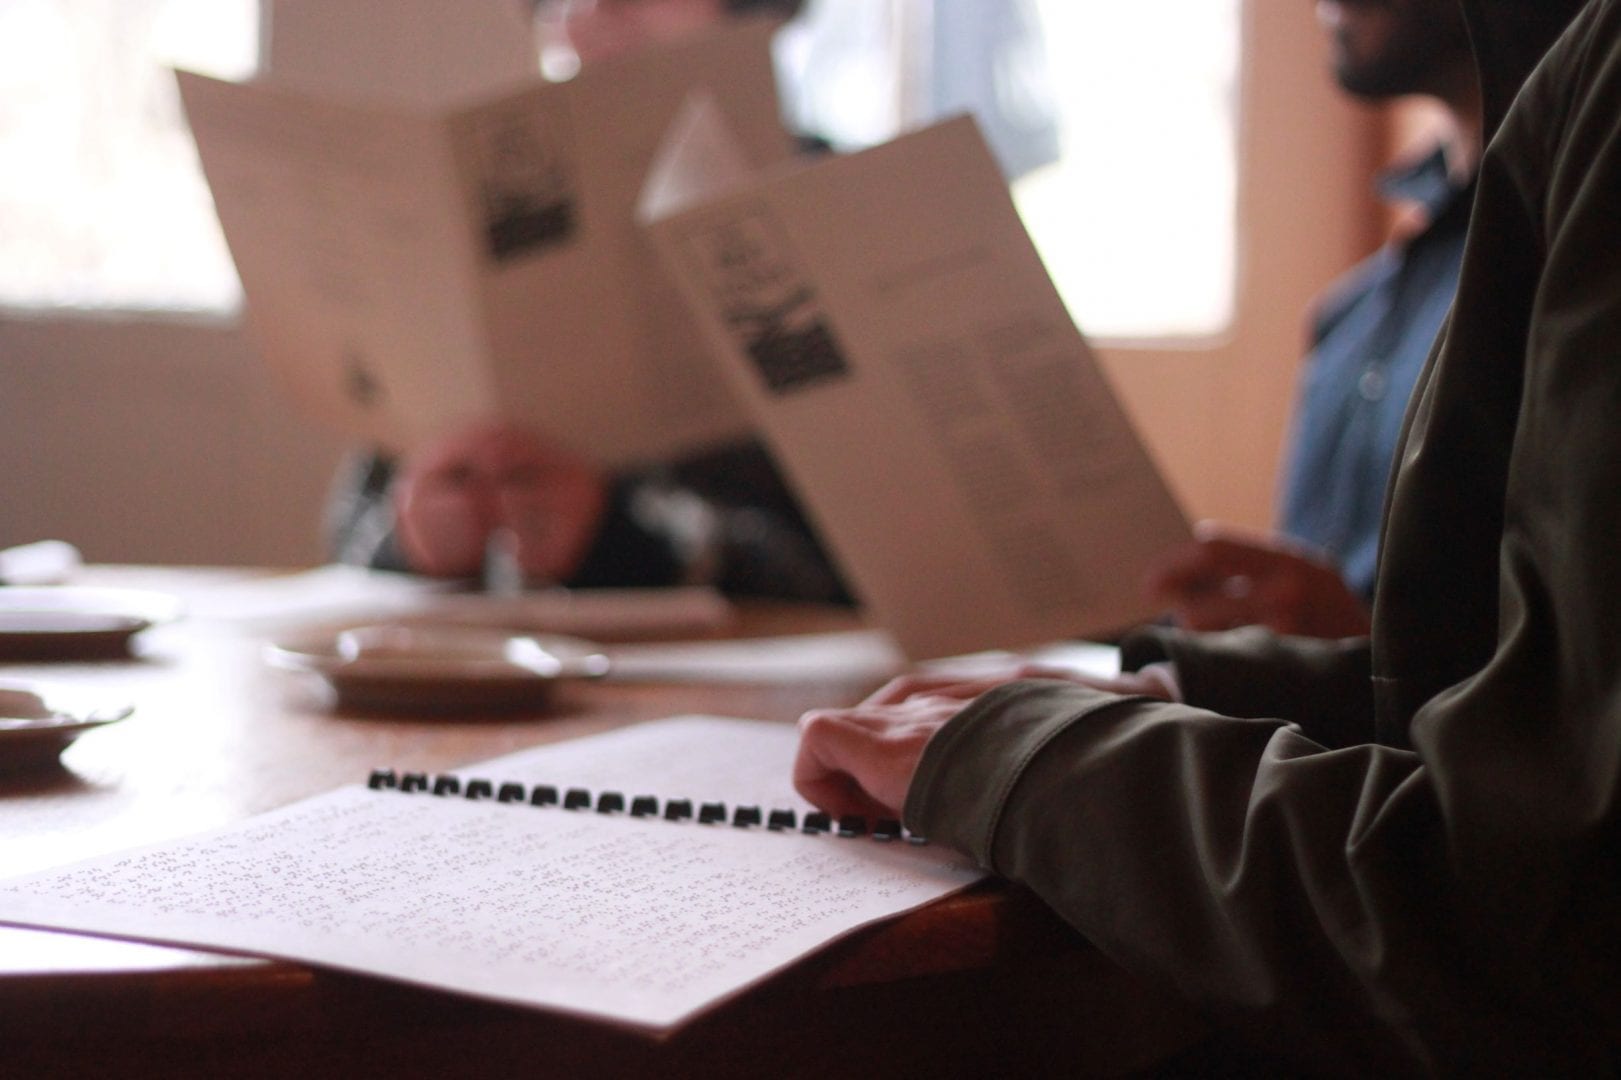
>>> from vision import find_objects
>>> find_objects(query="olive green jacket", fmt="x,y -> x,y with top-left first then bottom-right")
905,1 -> 1619,1072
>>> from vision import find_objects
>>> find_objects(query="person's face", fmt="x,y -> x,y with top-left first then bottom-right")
553,0 -> 730,66
1315,0 -> 1472,100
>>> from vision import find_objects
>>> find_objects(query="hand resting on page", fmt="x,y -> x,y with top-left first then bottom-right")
792,664 -> 1181,820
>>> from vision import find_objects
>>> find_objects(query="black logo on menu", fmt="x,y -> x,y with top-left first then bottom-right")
685,208 -> 849,395
459,104 -> 576,261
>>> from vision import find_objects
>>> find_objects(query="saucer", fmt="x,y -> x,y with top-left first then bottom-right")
0,587 -> 183,661
0,682 -> 134,771
265,624 -> 611,713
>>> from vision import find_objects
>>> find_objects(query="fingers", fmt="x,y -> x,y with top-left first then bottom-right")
496,468 -> 607,582
1147,522 -> 1369,634
862,666 -> 1085,708
1162,582 -> 1267,633
1149,532 -> 1285,597
393,424 -> 609,582
863,673 -> 992,706
793,705 -> 949,819
394,467 -> 498,577
792,712 -> 903,819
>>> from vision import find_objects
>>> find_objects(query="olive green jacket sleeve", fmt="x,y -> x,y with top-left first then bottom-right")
905,684 -> 1486,1074
1120,625 -> 1373,748
905,670 -> 1618,1074
906,3 -> 1621,1073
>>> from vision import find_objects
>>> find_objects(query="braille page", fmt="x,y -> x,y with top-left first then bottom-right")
0,718 -> 980,1031
447,716 -> 832,807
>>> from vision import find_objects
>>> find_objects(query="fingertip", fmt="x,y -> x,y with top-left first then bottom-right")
797,708 -> 833,733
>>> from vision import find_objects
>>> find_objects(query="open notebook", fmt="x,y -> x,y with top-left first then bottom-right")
0,717 -> 981,1031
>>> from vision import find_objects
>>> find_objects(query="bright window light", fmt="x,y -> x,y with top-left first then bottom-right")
0,0 -> 257,312
0,0 -> 1238,336
1014,0 -> 1240,339
781,0 -> 1241,340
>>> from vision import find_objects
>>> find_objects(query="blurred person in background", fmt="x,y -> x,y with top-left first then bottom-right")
794,1 -> 1620,1071
325,0 -> 853,603
1149,0 -> 1480,638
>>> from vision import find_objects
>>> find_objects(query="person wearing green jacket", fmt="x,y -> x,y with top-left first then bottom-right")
794,0 -> 1621,1072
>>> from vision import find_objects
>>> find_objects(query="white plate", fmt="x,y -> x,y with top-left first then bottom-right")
0,587 -> 183,661
0,681 -> 134,771
264,624 -> 610,714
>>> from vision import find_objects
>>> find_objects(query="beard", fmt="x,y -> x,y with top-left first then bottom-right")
1326,0 -> 1472,100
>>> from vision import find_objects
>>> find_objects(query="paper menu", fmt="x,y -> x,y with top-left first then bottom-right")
177,20 -> 791,465
262,0 -> 540,108
644,116 -> 1192,659
0,717 -> 979,1032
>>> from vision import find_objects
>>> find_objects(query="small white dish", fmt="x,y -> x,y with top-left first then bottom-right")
0,587 -> 183,661
0,681 -> 134,771
264,624 -> 610,714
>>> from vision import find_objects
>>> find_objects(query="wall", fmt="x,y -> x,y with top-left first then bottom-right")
0,311 -> 344,567
1097,2 -> 1387,530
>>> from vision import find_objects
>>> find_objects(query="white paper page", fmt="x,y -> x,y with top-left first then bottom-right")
176,564 -> 448,629
637,92 -> 759,224
601,632 -> 1119,687
648,117 -> 1191,659
427,586 -> 735,641
183,20 -> 790,463
605,629 -> 906,685
450,715 -> 819,806
921,640 -> 1122,682
0,718 -> 979,1032
263,0 -> 538,107
176,70 -> 494,452
178,570 -> 730,640
462,20 -> 793,464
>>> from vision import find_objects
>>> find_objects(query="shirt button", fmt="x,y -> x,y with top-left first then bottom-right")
1358,367 -> 1388,401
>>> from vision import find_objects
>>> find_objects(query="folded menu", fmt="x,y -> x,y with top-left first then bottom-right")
642,110 -> 1192,659
0,717 -> 981,1031
177,19 -> 791,464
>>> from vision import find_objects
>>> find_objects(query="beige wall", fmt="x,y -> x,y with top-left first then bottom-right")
1097,1 -> 1387,529
0,311 -> 343,566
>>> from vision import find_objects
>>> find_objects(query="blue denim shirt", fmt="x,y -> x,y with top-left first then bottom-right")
1277,148 -> 1473,601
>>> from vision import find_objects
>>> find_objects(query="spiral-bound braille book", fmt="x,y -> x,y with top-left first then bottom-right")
0,717 -> 981,1031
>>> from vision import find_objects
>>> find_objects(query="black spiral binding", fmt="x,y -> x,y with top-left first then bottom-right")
365,768 -> 922,844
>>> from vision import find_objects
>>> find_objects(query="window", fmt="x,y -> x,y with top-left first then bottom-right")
778,0 -> 1242,339
0,0 -> 1239,334
0,0 -> 258,312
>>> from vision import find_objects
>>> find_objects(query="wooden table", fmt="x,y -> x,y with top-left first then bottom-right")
0,568 -> 1205,1078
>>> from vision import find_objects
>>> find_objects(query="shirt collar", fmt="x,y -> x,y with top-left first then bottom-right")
1376,145 -> 1469,222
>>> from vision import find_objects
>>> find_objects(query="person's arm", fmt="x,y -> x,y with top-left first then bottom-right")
902,684 -> 1467,1073
795,11 -> 1621,1069
1119,623 -> 1373,748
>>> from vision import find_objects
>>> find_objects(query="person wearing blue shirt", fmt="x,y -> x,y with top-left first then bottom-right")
1149,0 -> 1481,638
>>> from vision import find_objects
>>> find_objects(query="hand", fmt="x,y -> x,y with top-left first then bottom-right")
392,422 -> 608,581
792,665 -> 1180,819
1146,521 -> 1371,638
555,0 -> 727,65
